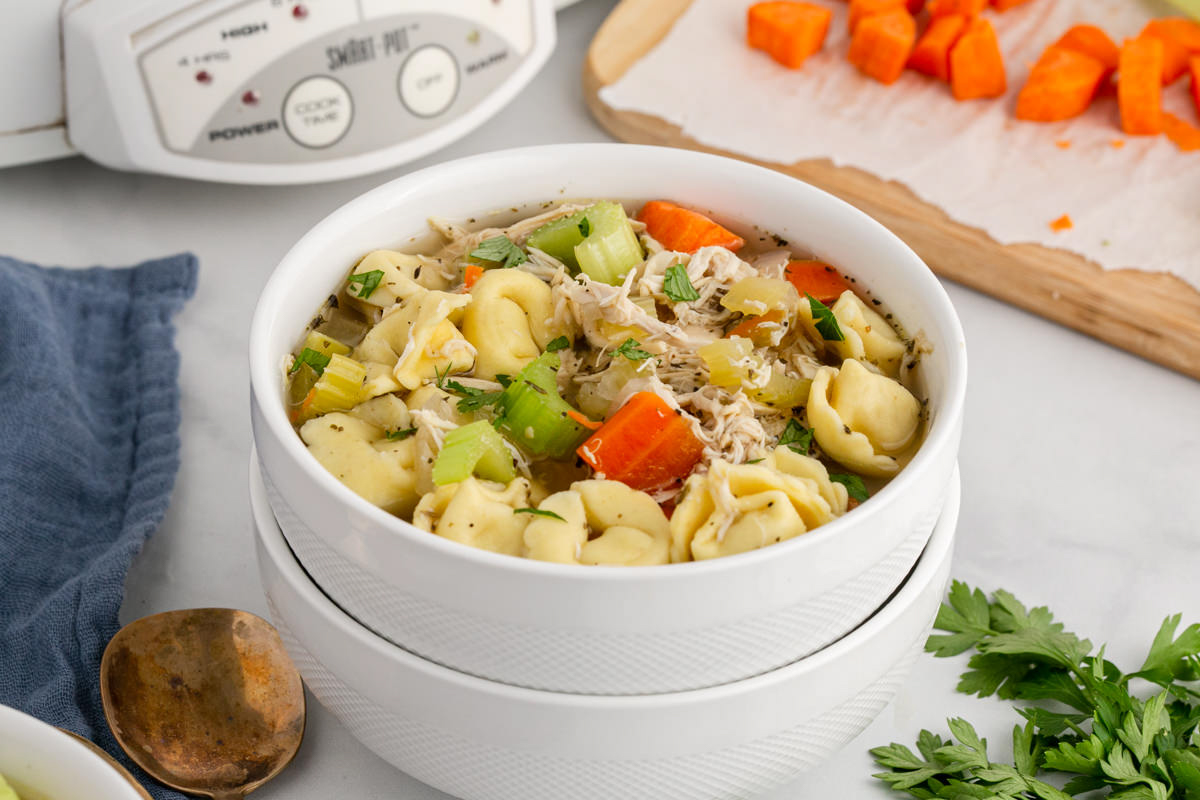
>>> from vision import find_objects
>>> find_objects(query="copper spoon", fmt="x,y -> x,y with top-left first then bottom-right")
100,609 -> 306,800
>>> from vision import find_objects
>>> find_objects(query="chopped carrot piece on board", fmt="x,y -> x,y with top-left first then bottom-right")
636,201 -> 745,254
1015,47 -> 1107,122
927,0 -> 986,17
1118,37 -> 1164,135
847,0 -> 904,33
1139,19 -> 1200,84
1191,57 -> 1200,117
950,17 -> 1007,100
1049,215 -> 1073,232
1111,138 -> 1126,148
908,14 -> 967,81
990,0 -> 1034,10
1162,112 -> 1200,151
747,2 -> 834,69
1053,24 -> 1120,73
1055,139 -> 1071,149
849,8 -> 917,84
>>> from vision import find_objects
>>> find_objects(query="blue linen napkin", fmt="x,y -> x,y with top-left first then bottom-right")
0,253 -> 196,799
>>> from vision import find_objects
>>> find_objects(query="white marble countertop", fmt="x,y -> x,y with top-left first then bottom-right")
2,0 -> 1198,796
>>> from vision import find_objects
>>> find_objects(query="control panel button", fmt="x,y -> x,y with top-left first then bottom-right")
398,45 -> 459,118
282,76 -> 353,148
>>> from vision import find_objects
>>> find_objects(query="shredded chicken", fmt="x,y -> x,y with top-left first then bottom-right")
678,385 -> 773,467
431,203 -> 589,265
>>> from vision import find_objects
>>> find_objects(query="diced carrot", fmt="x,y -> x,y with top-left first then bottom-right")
1162,112 -> 1200,151
1053,24 -> 1120,74
636,201 -> 745,254
1055,139 -> 1071,149
577,392 -> 706,492
848,0 -> 903,33
1111,138 -> 1126,148
1139,19 -> 1200,84
1191,57 -> 1200,118
566,409 -> 603,431
990,0 -> 1034,10
1015,47 -> 1107,122
726,309 -> 787,346
848,9 -> 917,85
784,260 -> 852,304
908,14 -> 967,81
927,0 -> 986,17
462,264 -> 484,290
747,2 -> 834,69
1049,214 -> 1073,232
1118,37 -> 1164,135
949,17 -> 1007,100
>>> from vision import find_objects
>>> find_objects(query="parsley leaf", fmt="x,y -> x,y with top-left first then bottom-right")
545,335 -> 570,353
495,374 -> 513,388
830,472 -> 869,502
470,235 -> 528,269
613,337 -> 652,361
578,217 -> 591,238
806,293 -> 845,342
289,347 -> 331,376
663,264 -> 700,302
385,427 -> 417,441
514,508 -> 565,521
778,419 -> 813,455
346,269 -> 385,300
456,392 -> 504,413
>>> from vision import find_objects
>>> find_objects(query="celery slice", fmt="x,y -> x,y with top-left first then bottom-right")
497,352 -> 590,459
303,330 -> 352,358
308,354 -> 367,416
526,212 -> 587,271
573,202 -> 644,285
433,421 -> 516,485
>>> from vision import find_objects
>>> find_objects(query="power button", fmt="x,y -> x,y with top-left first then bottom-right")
398,45 -> 460,118
282,76 -> 353,149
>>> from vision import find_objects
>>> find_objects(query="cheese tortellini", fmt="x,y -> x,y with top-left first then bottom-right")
807,358 -> 921,478
354,289 -> 475,390
346,250 -> 451,309
524,480 -> 671,566
670,448 -> 849,562
461,269 -> 569,380
413,477 -> 532,556
826,291 -> 907,377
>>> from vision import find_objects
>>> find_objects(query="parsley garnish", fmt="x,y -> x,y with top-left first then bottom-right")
872,582 -> 1200,800
385,427 -> 417,441
545,335 -> 570,353
613,337 -> 652,361
663,264 -> 700,302
470,235 -> 528,269
806,293 -> 845,342
745,458 -> 765,464
578,217 -> 591,238
778,419 -> 814,455
456,391 -> 504,414
289,347 -> 331,376
514,508 -> 566,521
830,472 -> 868,502
346,269 -> 384,300
495,374 -> 513,388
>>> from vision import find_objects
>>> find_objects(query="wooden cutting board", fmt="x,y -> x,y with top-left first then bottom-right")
583,0 -> 1200,381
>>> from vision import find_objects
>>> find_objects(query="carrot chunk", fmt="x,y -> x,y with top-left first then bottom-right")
1053,24 -> 1120,74
784,260 -> 853,304
949,17 -> 1007,100
636,201 -> 744,254
747,2 -> 834,69
1162,112 -> 1200,152
1191,56 -> 1200,118
1049,215 -> 1073,232
1015,47 -> 1107,122
908,14 -> 967,81
848,0 -> 904,33
577,392 -> 705,492
990,0 -> 1034,10
1139,20 -> 1200,85
1118,37 -> 1164,135
848,8 -> 917,85
927,0 -> 986,17
462,264 -> 484,290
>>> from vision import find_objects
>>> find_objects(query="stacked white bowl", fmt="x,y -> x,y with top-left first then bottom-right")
248,145 -> 967,799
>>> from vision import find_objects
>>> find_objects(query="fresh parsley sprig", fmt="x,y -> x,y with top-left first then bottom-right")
613,337 -> 652,361
346,269 -> 385,300
778,419 -> 814,455
806,293 -> 845,342
289,347 -> 331,376
872,582 -> 1200,800
470,235 -> 528,269
664,264 -> 700,303
434,365 -> 505,414
545,335 -> 570,353
830,472 -> 869,502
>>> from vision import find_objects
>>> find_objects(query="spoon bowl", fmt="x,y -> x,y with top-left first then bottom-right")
100,609 -> 305,800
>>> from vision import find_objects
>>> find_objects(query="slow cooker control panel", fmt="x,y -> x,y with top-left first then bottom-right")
61,0 -> 554,182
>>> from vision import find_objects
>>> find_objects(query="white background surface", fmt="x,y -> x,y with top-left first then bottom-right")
0,0 -> 1198,797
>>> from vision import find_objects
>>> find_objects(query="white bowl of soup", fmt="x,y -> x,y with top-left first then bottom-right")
249,144 -> 967,694
0,706 -> 147,800
253,454 -> 960,799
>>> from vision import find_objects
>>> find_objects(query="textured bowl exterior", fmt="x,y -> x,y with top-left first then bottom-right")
249,144 -> 967,694
0,705 -> 146,800
252,459 -> 960,800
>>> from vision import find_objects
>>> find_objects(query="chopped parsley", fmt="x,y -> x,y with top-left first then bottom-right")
613,337 -> 652,361
514,507 -> 565,521
545,335 -> 570,353
434,367 -> 505,413
346,269 -> 385,300
663,264 -> 700,302
384,427 -> 417,441
289,347 -> 331,376
830,473 -> 869,502
778,419 -> 814,455
745,458 -> 765,464
470,235 -> 528,269
578,217 -> 591,238
806,293 -> 845,342
495,373 -> 513,388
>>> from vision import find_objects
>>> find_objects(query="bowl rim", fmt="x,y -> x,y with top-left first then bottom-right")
249,143 -> 968,581
252,449 -> 960,707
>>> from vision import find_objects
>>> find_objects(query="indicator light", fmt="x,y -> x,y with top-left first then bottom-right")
242,90 -> 261,105
196,70 -> 213,84
293,4 -> 309,19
